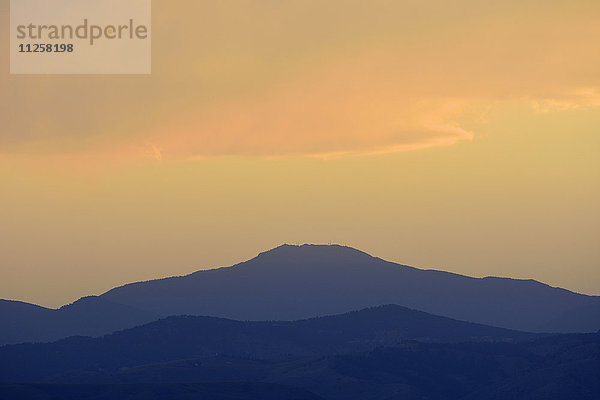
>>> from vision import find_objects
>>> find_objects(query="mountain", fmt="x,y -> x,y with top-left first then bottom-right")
39,333 -> 600,400
0,309 -> 597,400
0,305 -> 537,382
101,244 -> 600,333
537,304 -> 600,333
0,382 -> 324,400
3,244 -> 598,346
0,296 -> 159,346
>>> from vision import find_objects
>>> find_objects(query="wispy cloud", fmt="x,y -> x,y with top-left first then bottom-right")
1,0 -> 598,163
146,143 -> 163,162
532,88 -> 600,114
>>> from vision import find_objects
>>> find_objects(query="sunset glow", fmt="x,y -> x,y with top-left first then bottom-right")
1,0 -> 598,307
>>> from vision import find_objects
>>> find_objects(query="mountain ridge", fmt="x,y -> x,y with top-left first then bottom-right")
0,304 -> 540,383
2,244 -> 599,347
105,244 -> 589,297
0,296 -> 159,346
100,244 -> 600,332
2,305 -> 598,400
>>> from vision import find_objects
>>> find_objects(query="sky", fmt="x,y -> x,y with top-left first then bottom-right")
0,0 -> 599,308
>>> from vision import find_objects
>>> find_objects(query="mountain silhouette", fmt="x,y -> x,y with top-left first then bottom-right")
0,305 -> 538,383
101,244 -> 600,333
0,296 -> 158,346
2,244 -> 599,346
0,306 -> 597,400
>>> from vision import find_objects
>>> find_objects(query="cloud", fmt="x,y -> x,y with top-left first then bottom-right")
532,88 -> 600,114
146,143 -> 163,162
0,0 -> 598,163
143,51 -> 477,160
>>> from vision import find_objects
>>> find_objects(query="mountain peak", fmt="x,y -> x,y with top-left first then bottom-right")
255,243 -> 376,263
98,244 -> 600,334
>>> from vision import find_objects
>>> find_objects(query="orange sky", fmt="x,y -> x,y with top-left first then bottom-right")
1,0 -> 599,307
